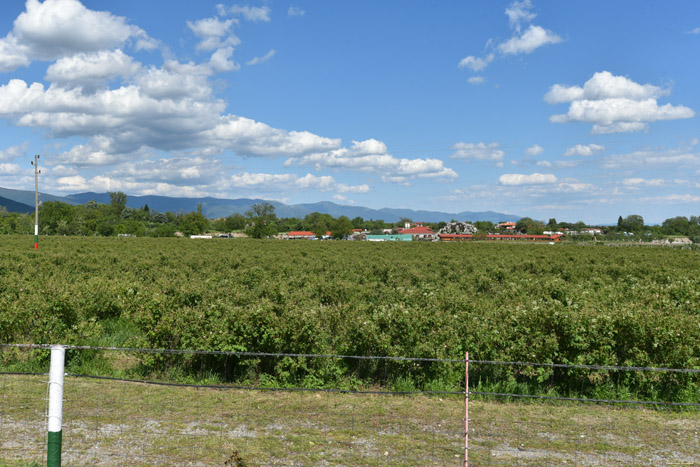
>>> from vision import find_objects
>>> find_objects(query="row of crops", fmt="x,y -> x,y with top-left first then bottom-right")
1,235 -> 699,401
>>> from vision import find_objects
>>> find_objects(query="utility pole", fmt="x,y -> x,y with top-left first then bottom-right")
31,154 -> 40,249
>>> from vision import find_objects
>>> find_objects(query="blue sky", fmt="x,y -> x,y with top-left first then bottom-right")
0,0 -> 698,224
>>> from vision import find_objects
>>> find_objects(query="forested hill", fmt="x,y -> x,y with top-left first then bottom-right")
0,195 -> 33,213
62,191 -> 520,223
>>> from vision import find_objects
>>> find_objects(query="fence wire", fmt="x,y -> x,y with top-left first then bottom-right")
1,344 -> 699,466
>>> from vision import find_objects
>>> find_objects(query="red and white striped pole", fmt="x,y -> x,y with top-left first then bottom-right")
464,351 -> 469,467
31,154 -> 40,250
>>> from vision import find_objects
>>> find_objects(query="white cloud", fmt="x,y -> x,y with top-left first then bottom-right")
498,25 -> 562,55
337,183 -> 371,193
640,194 -> 700,203
0,142 -> 30,161
45,49 -> 141,88
622,178 -> 665,187
564,143 -> 605,157
458,54 -> 494,72
505,0 -> 536,31
499,173 -> 557,185
226,5 -> 271,22
687,27 -> 700,35
0,34 -> 30,71
52,174 -> 222,197
110,157 -> 224,186
186,17 -> 239,51
288,6 -> 306,17
525,144 -> 544,156
467,76 -> 485,85
545,71 -> 668,104
207,115 -> 341,157
45,164 -> 77,176
229,172 -> 369,194
451,142 -> 505,163
547,71 -> 694,133
231,172 -> 297,188
209,47 -> 239,72
536,160 -> 581,169
0,60 -> 346,164
0,163 -> 25,175
602,144 -> 700,169
459,1 -> 560,77
0,0 -> 155,72
287,139 -> 457,182
247,49 -> 276,66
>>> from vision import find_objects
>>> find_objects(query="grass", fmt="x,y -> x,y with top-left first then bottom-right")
1,375 -> 698,466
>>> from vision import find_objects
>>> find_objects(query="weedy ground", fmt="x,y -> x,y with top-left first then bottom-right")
1,375 -> 698,466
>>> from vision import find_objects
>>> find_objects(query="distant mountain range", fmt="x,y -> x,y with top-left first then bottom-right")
0,186 -> 521,223
0,195 -> 34,213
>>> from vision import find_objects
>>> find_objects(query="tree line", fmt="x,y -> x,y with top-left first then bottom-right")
1,193 -> 698,242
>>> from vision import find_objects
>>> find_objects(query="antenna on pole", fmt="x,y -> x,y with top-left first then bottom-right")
31,154 -> 40,250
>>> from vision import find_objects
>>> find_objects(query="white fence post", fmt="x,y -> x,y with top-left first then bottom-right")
47,345 -> 65,467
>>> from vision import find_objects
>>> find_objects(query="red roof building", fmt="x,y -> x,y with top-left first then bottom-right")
287,231 -> 316,239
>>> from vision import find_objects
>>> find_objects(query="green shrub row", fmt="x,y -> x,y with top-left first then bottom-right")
1,236 -> 699,401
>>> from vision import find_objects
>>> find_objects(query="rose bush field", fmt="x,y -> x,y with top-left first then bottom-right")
1,236 -> 699,401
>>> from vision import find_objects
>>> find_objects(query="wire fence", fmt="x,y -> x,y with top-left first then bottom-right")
1,343 -> 699,466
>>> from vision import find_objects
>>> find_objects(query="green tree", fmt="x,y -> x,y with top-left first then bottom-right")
661,216 -> 691,236
473,221 -> 494,233
246,202 -> 277,238
620,214 -> 645,232
246,202 -> 276,221
330,216 -> 353,239
179,211 -> 210,236
351,216 -> 365,229
109,191 -> 127,216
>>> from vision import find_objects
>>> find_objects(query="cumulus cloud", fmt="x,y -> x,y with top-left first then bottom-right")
546,71 -> 694,133
110,157 -> 224,186
499,173 -> 557,185
207,115 -> 341,157
458,1 -> 561,73
247,49 -> 276,66
622,178 -> 665,187
45,49 -> 141,89
0,0 -> 155,72
640,194 -> 700,203
451,142 -> 505,163
0,163 -> 25,175
52,173 -> 223,197
686,27 -> 700,35
209,47 -> 239,72
545,71 -> 668,104
225,5 -> 271,22
536,160 -> 581,169
525,144 -> 544,156
564,143 -> 605,157
505,0 -> 536,31
0,60 -> 345,164
186,17 -> 240,51
498,25 -> 562,55
288,6 -> 306,16
230,171 -> 369,194
286,139 -> 457,183
468,76 -> 485,85
602,143 -> 700,169
0,142 -> 30,161
458,54 -> 494,72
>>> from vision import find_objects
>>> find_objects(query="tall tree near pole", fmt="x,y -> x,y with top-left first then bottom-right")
31,154 -> 40,250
